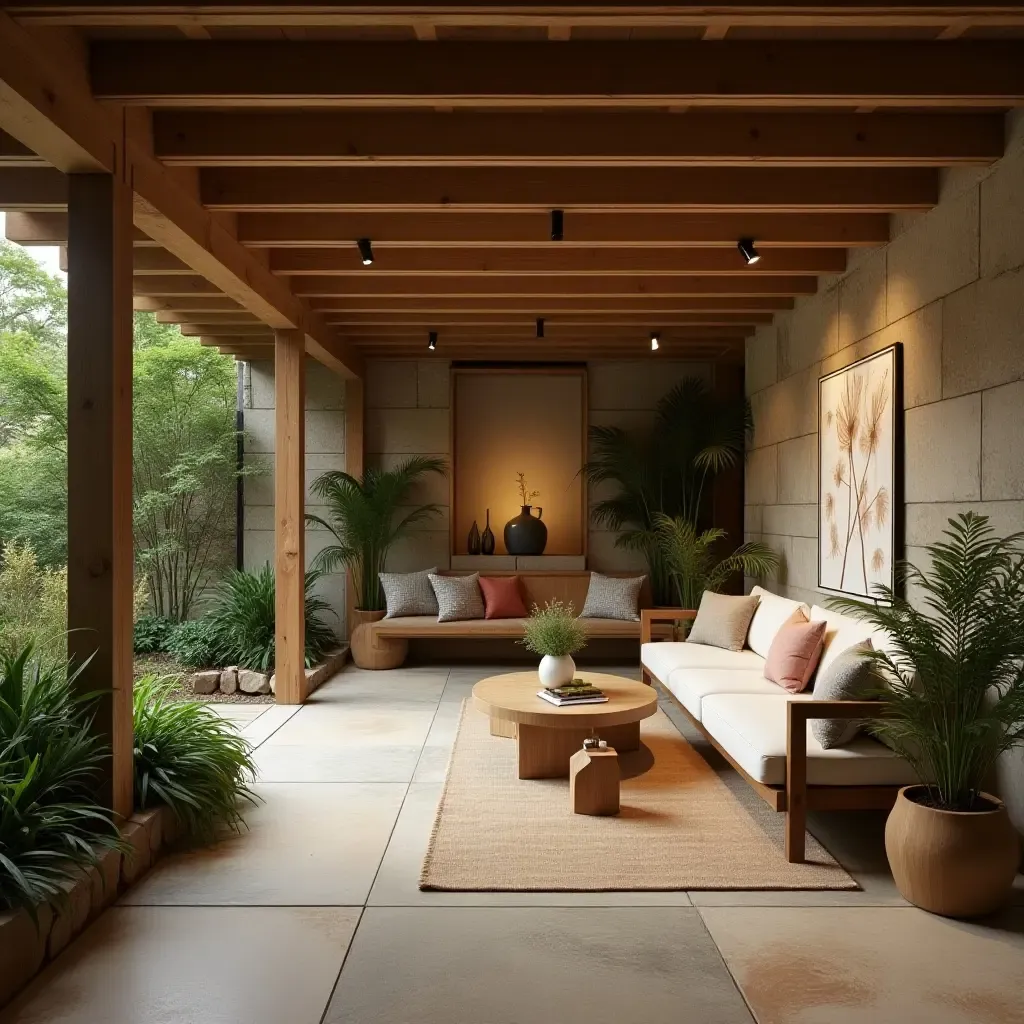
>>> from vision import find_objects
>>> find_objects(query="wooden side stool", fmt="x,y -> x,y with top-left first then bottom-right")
569,740 -> 620,816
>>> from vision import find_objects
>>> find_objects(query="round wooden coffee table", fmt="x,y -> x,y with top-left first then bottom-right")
472,671 -> 658,780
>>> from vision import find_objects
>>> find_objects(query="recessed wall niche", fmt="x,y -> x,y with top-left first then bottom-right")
452,367 -> 586,557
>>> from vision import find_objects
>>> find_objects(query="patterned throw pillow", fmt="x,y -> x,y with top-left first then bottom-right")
579,572 -> 645,621
379,568 -> 439,618
686,591 -> 759,652
811,641 -> 878,748
428,573 -> 485,623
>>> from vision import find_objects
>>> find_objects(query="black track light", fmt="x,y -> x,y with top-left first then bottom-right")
357,238 -> 374,266
737,238 -> 761,265
550,209 -> 564,242
428,331 -> 438,352
536,317 -> 545,339
650,331 -> 661,352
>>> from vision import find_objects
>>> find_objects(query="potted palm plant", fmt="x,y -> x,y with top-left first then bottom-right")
305,457 -> 447,664
582,378 -> 751,604
830,513 -> 1023,917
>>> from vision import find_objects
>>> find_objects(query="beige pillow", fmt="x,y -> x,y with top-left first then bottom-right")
686,591 -> 760,652
746,587 -> 811,659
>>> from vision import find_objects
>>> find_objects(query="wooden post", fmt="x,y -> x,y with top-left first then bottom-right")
274,330 -> 305,704
66,173 -> 135,819
344,377 -> 364,635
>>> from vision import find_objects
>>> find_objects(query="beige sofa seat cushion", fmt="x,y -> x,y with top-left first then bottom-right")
700,694 -> 919,787
746,587 -> 811,659
641,641 -> 766,684
663,667 -> 792,721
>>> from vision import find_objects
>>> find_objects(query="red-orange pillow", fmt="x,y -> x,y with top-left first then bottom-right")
479,575 -> 528,620
764,619 -> 827,693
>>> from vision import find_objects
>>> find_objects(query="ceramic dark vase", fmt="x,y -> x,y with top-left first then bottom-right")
467,519 -> 481,555
481,509 -> 496,555
504,505 -> 547,556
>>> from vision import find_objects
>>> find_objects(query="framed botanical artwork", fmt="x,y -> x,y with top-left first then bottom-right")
818,344 -> 904,601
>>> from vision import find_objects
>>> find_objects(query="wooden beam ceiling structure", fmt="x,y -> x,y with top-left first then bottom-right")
1,3 -> 1021,360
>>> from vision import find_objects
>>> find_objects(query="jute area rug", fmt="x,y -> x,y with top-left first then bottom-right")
421,701 -> 856,892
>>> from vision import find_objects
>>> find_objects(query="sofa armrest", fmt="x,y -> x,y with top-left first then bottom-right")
640,608 -> 696,644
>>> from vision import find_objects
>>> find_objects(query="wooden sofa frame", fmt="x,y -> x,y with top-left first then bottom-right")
641,608 -> 901,863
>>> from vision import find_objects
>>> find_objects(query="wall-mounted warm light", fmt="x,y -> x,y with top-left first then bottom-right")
550,210 -> 564,242
357,238 -> 374,266
650,331 -> 660,352
737,238 -> 761,265
428,331 -> 438,351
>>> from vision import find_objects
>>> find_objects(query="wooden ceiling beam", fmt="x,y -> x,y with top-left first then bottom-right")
178,322 -> 276,336
0,167 -> 68,210
153,110 -> 1005,168
329,324 -> 751,339
131,247 -> 196,274
308,295 -> 794,313
324,312 -> 774,327
290,275 -> 817,297
132,274 -> 224,297
235,211 -> 890,248
90,40 -> 1024,108
0,129 -> 45,166
201,166 -> 937,212
154,309 -> 261,325
4,210 -> 153,245
268,246 -> 846,275
134,295 -> 244,313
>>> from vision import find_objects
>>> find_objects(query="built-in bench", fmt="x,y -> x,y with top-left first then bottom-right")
354,570 -> 669,669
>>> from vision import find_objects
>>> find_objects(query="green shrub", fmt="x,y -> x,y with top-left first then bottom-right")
133,615 -> 177,655
207,564 -> 337,673
0,646 -> 124,912
0,542 -> 67,668
519,599 -> 588,658
165,618 -> 223,669
133,676 -> 259,844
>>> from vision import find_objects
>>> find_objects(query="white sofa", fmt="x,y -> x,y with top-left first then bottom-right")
640,586 -> 917,862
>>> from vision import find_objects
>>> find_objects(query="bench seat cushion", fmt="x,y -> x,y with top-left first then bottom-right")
700,694 -> 919,787
662,667 -> 796,721
374,615 -> 644,638
641,641 -> 765,684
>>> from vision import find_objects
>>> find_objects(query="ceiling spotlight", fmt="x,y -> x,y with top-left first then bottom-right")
357,238 -> 374,266
550,209 -> 564,242
737,238 -> 761,265
536,317 -> 545,339
650,331 -> 660,352
428,331 -> 438,352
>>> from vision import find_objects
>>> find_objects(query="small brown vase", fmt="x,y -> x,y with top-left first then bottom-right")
885,785 -> 1020,918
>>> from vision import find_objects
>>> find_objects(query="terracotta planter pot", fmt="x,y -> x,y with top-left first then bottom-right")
349,608 -> 408,670
885,785 -> 1019,918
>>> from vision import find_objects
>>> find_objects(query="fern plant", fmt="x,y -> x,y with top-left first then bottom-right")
653,513 -> 780,610
305,456 -> 447,612
830,513 -> 1024,811
133,676 -> 259,844
519,600 -> 588,658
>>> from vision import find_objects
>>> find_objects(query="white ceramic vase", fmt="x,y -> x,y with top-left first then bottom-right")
538,654 -> 576,689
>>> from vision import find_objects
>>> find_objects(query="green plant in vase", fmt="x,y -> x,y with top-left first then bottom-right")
519,599 -> 588,688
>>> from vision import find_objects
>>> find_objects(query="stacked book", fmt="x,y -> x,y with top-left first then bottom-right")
537,681 -> 609,706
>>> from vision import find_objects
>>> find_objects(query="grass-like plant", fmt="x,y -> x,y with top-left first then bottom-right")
653,513 -> 781,609
133,676 -> 259,844
133,614 -> 177,655
0,646 -> 124,912
206,564 -> 337,673
519,600 -> 588,658
165,617 -> 223,669
830,513 -> 1024,812
306,456 -> 447,612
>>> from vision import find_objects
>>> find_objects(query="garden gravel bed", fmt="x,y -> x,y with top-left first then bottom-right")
132,655 -> 274,704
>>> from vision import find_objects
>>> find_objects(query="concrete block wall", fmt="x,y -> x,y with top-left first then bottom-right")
242,359 -> 348,628
744,109 -> 1024,824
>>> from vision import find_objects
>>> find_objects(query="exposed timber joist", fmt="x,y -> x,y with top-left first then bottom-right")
0,128 -> 45,166
321,312 -> 775,327
151,110 -> 1006,168
5,210 -> 153,245
133,294 -> 244,313
200,166 -> 938,212
89,40 -> 1024,109
0,167 -> 69,210
306,296 -> 795,313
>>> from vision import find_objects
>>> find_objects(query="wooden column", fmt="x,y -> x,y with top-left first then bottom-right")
344,377 -> 364,636
66,173 -> 135,818
274,330 -> 306,704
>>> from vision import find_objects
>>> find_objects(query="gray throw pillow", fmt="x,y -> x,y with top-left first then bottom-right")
379,567 -> 439,618
811,640 -> 878,748
428,572 -> 485,623
686,591 -> 759,652
579,572 -> 645,621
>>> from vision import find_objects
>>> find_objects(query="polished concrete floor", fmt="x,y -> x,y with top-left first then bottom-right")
4,664 -> 1023,1024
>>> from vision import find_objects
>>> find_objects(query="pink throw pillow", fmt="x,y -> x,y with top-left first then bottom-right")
764,619 -> 827,693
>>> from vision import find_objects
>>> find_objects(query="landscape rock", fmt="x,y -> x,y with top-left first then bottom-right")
238,669 -> 271,695
268,673 -> 276,695
219,666 -> 239,694
190,670 -> 220,695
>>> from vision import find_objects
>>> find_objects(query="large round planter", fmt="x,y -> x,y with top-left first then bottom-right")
885,785 -> 1019,918
350,608 -> 408,670
504,505 -> 548,556
538,654 -> 576,689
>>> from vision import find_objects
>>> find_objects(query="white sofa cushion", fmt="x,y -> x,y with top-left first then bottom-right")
700,694 -> 919,787
663,666 -> 793,720
746,587 -> 810,659
810,605 -> 878,676
641,641 -> 765,684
